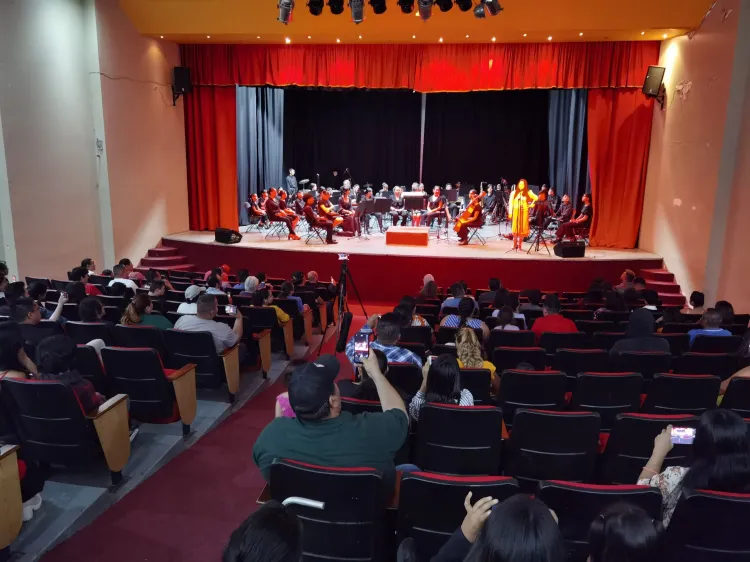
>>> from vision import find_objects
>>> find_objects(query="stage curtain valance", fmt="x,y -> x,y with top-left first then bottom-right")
180,41 -> 659,92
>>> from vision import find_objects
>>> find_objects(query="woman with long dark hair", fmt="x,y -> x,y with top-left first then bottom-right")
588,503 -> 663,562
417,280 -> 438,303
637,409 -> 750,525
492,306 -> 519,332
440,297 -> 490,342
408,354 -> 473,421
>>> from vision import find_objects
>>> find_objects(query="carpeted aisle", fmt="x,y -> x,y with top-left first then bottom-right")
41,316 -> 366,562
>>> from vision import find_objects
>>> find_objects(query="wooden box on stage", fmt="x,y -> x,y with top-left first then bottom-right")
386,226 -> 429,247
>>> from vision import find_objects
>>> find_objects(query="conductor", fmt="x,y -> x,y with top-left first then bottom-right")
285,168 -> 298,194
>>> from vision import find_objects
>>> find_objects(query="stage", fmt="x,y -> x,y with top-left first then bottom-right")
162,224 -> 663,305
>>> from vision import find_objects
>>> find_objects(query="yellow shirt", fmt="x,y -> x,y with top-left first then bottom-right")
457,359 -> 497,379
270,305 -> 290,325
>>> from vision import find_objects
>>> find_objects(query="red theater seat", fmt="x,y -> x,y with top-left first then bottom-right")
641,373 -> 721,416
497,370 -> 567,429
570,372 -> 643,431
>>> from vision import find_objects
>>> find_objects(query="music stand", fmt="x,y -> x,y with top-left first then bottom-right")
356,198 -> 374,238
444,190 -> 459,203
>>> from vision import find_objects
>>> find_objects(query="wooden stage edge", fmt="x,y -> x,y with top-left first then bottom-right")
162,230 -> 664,304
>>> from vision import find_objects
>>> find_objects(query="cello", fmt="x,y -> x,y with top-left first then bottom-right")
454,191 -> 486,233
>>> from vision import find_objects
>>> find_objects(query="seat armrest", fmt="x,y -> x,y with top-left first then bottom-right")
88,393 -> 130,473
318,301 -> 328,331
0,445 -> 22,549
170,365 -> 197,426
254,330 -> 272,375
302,307 -> 314,346
0,445 -> 19,460
281,321 -> 294,357
221,344 -> 241,394
165,363 -> 197,381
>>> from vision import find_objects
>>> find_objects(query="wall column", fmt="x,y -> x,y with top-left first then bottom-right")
0,106 -> 19,276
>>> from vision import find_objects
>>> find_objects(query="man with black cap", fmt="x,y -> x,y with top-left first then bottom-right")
253,353 -> 409,490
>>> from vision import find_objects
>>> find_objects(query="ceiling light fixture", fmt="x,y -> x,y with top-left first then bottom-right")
328,0 -> 344,15
308,35 -> 312,38
412,34 -> 416,38
641,31 -> 645,35
349,0 -> 365,23
285,37 -> 291,43
523,33 -> 527,37
439,37 -> 443,42
465,34 -> 469,38
308,0 -> 324,15
547,36 -> 552,41
435,0 -> 453,12
336,38 -> 341,42
579,32 -> 583,36
206,35 -> 211,39
417,0 -> 432,20
278,0 -> 294,23
369,0 -> 387,14
662,33 -> 668,39
397,0 -> 414,14
160,35 -> 164,39
491,36 -> 496,42
257,36 -> 261,39
455,0 -> 473,11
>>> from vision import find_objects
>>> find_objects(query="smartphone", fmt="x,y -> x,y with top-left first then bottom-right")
60,291 -> 68,299
225,304 -> 237,315
671,426 -> 696,445
352,332 -> 370,364
427,355 -> 436,367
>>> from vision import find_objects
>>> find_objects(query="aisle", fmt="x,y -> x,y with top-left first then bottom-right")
42,316 -> 365,562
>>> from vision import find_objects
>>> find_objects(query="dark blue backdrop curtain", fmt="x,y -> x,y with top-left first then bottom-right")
237,86 -> 284,225
548,89 -> 589,204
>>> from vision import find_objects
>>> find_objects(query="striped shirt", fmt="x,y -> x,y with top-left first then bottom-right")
408,389 -> 474,421
442,315 -> 484,329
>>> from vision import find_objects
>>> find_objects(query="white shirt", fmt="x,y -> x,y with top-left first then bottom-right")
177,302 -> 198,315
109,278 -> 138,291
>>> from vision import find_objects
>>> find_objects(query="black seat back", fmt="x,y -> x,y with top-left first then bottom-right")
340,397 -> 382,415
459,368 -> 492,404
539,332 -> 588,354
76,344 -> 110,396
400,326 -> 432,351
497,369 -> 567,428
488,330 -> 535,350
654,333 -> 690,356
386,363 -> 422,396
674,352 -> 738,380
616,351 -> 672,380
163,329 -> 224,388
555,349 -> 611,377
575,320 -> 616,336
572,372 -> 643,431
112,324 -> 169,362
691,335 -> 743,353
416,404 -> 503,475
65,322 -> 114,346
721,378 -> 750,418
642,373 -> 721,416
492,346 -> 546,372
241,306 -> 278,329
269,459 -> 386,562
592,332 -> 626,350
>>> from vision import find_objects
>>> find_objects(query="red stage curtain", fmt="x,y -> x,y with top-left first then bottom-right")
180,42 -> 659,91
588,89 -> 654,249
184,86 -> 238,231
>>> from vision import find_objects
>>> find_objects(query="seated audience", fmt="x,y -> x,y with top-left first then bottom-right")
519,290 -> 543,312
615,269 -> 636,293
108,264 -> 139,291
637,409 -> 750,526
442,283 -> 477,311
205,275 -> 226,295
120,294 -> 173,329
100,269 -> 113,277
656,307 -> 683,331
395,296 -> 429,327
441,297 -> 490,341
0,322 -> 37,376
78,296 -> 106,324
107,281 -> 133,301
175,294 -> 243,354
36,335 -> 105,415
80,257 -> 97,273
478,277 -> 502,305
408,354 -> 473,421
642,290 -> 660,311
11,297 -> 67,354
279,281 -> 305,314
587,503 -> 664,562
492,293 -> 526,329
177,285 -> 206,315
337,349 -> 389,402
492,306 -> 520,331
253,352 -> 409,490
222,500 -> 302,562
232,269 -> 250,291
119,258 -> 145,282
715,300 -> 735,325
240,276 -> 260,298
148,279 -> 167,299
416,279 -> 439,303
64,281 -> 87,304
594,291 -> 626,320
682,290 -> 705,315
633,276 -> 647,295
530,294 -> 577,344
345,312 -> 423,368
69,267 -> 102,296
252,288 -> 290,325
455,327 -> 497,390
610,309 -> 671,357
687,308 -> 733,347
144,269 -> 174,292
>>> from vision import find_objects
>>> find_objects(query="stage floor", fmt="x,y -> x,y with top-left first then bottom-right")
164,223 -> 660,262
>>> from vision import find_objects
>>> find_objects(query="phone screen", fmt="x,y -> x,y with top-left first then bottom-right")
353,332 -> 370,363
225,305 -> 237,315
671,427 -> 696,445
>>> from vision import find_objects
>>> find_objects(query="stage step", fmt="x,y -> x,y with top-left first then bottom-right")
641,269 -> 674,283
658,293 -> 686,307
646,280 -> 681,294
135,263 -> 196,275
147,246 -> 179,257
140,255 -> 188,268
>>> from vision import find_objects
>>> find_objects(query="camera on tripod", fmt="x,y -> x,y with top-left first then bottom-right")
338,253 -> 349,261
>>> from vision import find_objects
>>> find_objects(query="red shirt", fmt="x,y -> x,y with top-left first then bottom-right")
531,313 -> 578,344
85,283 -> 102,296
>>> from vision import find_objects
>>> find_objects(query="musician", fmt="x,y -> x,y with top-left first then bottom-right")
531,191 -> 552,231
508,179 -> 537,250
259,189 -> 269,211
265,188 -> 301,240
317,190 -> 344,231
302,194 -> 336,245
292,190 -> 306,216
361,188 -> 384,233
424,186 -> 447,228
410,182 -> 419,192
338,186 -> 360,236
380,183 -> 393,201
390,187 -> 409,226
285,168 -> 298,194
352,183 -> 362,204
483,185 -> 497,222
556,194 -> 574,222
555,193 -> 592,243
548,187 -> 561,214
246,193 -> 269,227
455,189 -> 484,245
278,189 -> 298,220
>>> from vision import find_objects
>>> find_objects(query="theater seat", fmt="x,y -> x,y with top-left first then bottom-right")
673,353 -> 738,381
539,332 -> 588,355
721,378 -> 750,418
415,404 -> 504,475
398,473 -> 520,560
269,459 -> 386,562
691,335 -> 743,354
666,489 -> 750,562
64,321 -> 115,346
458,368 -> 492,404
0,445 -> 22,558
570,372 -> 643,431
496,369 -> 567,429
554,349 -> 611,378
386,363 -> 423,397
641,373 -> 721,416
492,347 -> 546,372
113,324 -> 169,363
616,351 -> 672,381
537,480 -> 663,561
340,397 -> 382,415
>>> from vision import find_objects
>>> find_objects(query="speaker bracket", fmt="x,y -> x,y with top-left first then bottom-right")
171,85 -> 183,107
655,84 -> 666,110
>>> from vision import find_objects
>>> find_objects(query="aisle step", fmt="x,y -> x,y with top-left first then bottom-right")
140,255 -> 188,267
646,280 -> 681,294
659,293 -> 686,307
641,269 -> 674,283
147,247 -> 179,257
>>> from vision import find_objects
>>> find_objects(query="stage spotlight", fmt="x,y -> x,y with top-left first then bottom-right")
435,0 -> 453,11
455,0 -> 472,11
418,0 -> 432,20
308,0 -> 324,15
398,0 -> 415,14
328,0 -> 345,14
278,0 -> 294,23
370,0 -> 387,14
473,3 -> 486,18
349,0 -> 365,22
473,0 -> 502,18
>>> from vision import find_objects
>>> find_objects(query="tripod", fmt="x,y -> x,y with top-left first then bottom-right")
526,222 -> 551,255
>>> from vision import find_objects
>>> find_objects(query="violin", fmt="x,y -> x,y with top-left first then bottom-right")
454,192 -> 486,233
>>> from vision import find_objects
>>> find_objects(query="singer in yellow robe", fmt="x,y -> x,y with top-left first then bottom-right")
508,179 -> 537,249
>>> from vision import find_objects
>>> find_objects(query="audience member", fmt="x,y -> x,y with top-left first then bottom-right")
594,291 -> 625,320
206,275 -> 226,295
78,296 -> 106,323
615,269 -> 636,293
530,294 -> 577,344
715,300 -> 735,325
253,353 -> 409,490
442,283 -> 477,311
64,281 -> 87,304
345,312 -> 422,368
656,307 -> 683,331
107,281 -> 132,301
148,279 -> 167,299
119,258 -> 145,282
80,258 -> 97,273
252,288 -> 290,325
610,309 -> 671,357
279,281 -> 305,314
395,296 -> 429,327
11,296 -> 67,350
2,281 -> 27,304
101,269 -> 113,277
638,409 -> 750,525
109,264 -> 139,291
240,276 -> 260,298
633,277 -> 647,294
682,291 -> 705,315
0,322 -> 37,376
687,308 -> 732,347
417,280 -> 439,303
587,503 -> 663,562
408,354 -> 473,421
36,336 -> 105,415
478,278 -> 502,305
144,269 -> 174,292
519,290 -> 543,312
222,500 -> 302,562
492,294 -> 526,329
121,294 -> 173,329
456,327 -> 497,390
233,269 -> 250,291
490,288 -> 509,311
642,291 -> 660,310
337,349 -> 389,401
492,306 -> 520,331
177,285 -> 205,315
175,294 -> 243,355
622,288 -> 641,309
69,267 -> 102,296
441,297 -> 490,341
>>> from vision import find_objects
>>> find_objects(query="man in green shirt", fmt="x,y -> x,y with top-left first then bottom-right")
253,354 -> 409,489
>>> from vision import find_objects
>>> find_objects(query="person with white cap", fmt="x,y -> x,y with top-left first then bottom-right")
176,284 -> 206,315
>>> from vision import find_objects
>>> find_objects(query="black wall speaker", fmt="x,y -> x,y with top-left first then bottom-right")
172,67 -> 192,95
215,228 -> 242,244
554,240 -> 586,258
642,66 -> 666,97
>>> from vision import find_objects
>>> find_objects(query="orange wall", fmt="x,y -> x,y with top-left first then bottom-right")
639,0 -> 740,300
95,0 -> 189,266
